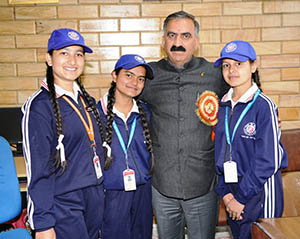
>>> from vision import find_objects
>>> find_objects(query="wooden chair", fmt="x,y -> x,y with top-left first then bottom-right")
282,171 -> 300,217
280,129 -> 300,217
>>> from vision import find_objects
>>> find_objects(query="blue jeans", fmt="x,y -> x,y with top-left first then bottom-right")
152,186 -> 218,239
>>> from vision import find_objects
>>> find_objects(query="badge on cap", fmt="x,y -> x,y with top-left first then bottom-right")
68,31 -> 80,41
134,55 -> 145,63
225,42 -> 237,53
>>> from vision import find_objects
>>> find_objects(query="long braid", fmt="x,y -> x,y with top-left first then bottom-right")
136,100 -> 154,173
46,63 -> 67,173
104,81 -> 116,169
75,78 -> 105,143
252,70 -> 262,92
250,60 -> 262,92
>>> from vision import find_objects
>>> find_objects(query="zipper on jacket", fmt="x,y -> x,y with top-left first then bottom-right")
125,121 -> 143,184
224,107 -> 233,163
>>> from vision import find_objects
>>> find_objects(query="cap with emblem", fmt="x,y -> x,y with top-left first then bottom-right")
214,40 -> 256,67
47,28 -> 93,53
114,54 -> 154,80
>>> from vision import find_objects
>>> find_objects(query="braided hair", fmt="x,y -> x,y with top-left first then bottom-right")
103,81 -> 116,169
46,51 -> 105,174
136,99 -> 154,173
103,70 -> 154,172
250,60 -> 262,92
46,59 -> 65,173
75,78 -> 105,143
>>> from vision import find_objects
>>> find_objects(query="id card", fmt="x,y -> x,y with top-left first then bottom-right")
93,154 -> 102,179
224,161 -> 238,183
123,169 -> 136,191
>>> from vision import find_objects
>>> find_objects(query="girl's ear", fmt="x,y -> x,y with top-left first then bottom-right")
251,60 -> 258,73
46,53 -> 53,67
111,71 -> 117,83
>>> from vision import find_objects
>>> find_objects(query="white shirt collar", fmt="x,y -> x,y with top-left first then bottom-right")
222,83 -> 259,108
100,92 -> 139,122
41,78 -> 81,103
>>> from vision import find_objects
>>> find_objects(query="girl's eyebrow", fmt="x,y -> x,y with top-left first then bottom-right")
124,70 -> 146,78
60,46 -> 84,53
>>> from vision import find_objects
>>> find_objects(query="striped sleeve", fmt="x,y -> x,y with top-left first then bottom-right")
235,94 -> 284,207
21,90 -> 56,231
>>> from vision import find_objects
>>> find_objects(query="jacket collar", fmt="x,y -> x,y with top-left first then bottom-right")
99,92 -> 139,122
221,83 -> 259,106
41,78 -> 81,103
165,56 -> 195,72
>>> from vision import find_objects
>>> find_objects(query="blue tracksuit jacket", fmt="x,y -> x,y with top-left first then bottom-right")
97,95 -> 152,190
214,84 -> 288,219
22,81 -> 104,231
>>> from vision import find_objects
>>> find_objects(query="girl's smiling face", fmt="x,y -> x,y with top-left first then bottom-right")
222,58 -> 257,91
46,45 -> 85,90
113,66 -> 146,100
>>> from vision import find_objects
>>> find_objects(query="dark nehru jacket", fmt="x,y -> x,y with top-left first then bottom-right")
141,56 -> 229,200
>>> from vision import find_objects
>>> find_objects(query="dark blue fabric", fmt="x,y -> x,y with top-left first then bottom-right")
54,184 -> 105,239
226,175 -> 283,239
22,87 -> 105,231
214,89 -> 287,239
97,100 -> 151,190
101,180 -> 152,239
215,90 -> 287,204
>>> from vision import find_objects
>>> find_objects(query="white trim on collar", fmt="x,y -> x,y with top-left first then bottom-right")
222,83 -> 259,107
100,92 -> 139,122
41,78 -> 81,103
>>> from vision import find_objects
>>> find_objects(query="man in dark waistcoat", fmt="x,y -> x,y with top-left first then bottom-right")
140,11 -> 229,239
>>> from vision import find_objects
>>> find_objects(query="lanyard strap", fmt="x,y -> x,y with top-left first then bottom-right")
225,89 -> 260,146
63,95 -> 95,145
112,117 -> 137,159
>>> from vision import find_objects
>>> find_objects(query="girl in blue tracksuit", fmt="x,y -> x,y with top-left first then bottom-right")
97,54 -> 154,239
21,28 -> 105,239
213,40 -> 288,239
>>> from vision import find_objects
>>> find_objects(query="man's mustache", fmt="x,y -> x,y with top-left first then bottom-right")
170,45 -> 186,52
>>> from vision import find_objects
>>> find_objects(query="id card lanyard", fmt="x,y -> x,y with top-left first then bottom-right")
224,89 -> 260,183
112,117 -> 137,169
113,117 -> 137,191
63,95 -> 102,179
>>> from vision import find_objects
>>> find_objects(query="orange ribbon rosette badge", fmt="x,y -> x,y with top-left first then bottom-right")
195,91 -> 219,140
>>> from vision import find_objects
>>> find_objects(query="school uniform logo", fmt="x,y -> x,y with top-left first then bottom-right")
225,43 -> 237,53
134,55 -> 145,64
68,31 -> 80,41
243,122 -> 256,136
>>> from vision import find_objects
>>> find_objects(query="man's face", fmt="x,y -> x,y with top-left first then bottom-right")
162,18 -> 199,68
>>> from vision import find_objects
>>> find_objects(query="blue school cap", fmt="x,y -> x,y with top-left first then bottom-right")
114,54 -> 154,80
47,28 -> 93,53
214,40 -> 256,66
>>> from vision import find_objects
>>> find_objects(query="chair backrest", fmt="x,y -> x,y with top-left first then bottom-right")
282,171 -> 300,217
281,129 -> 300,172
0,136 -> 22,224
